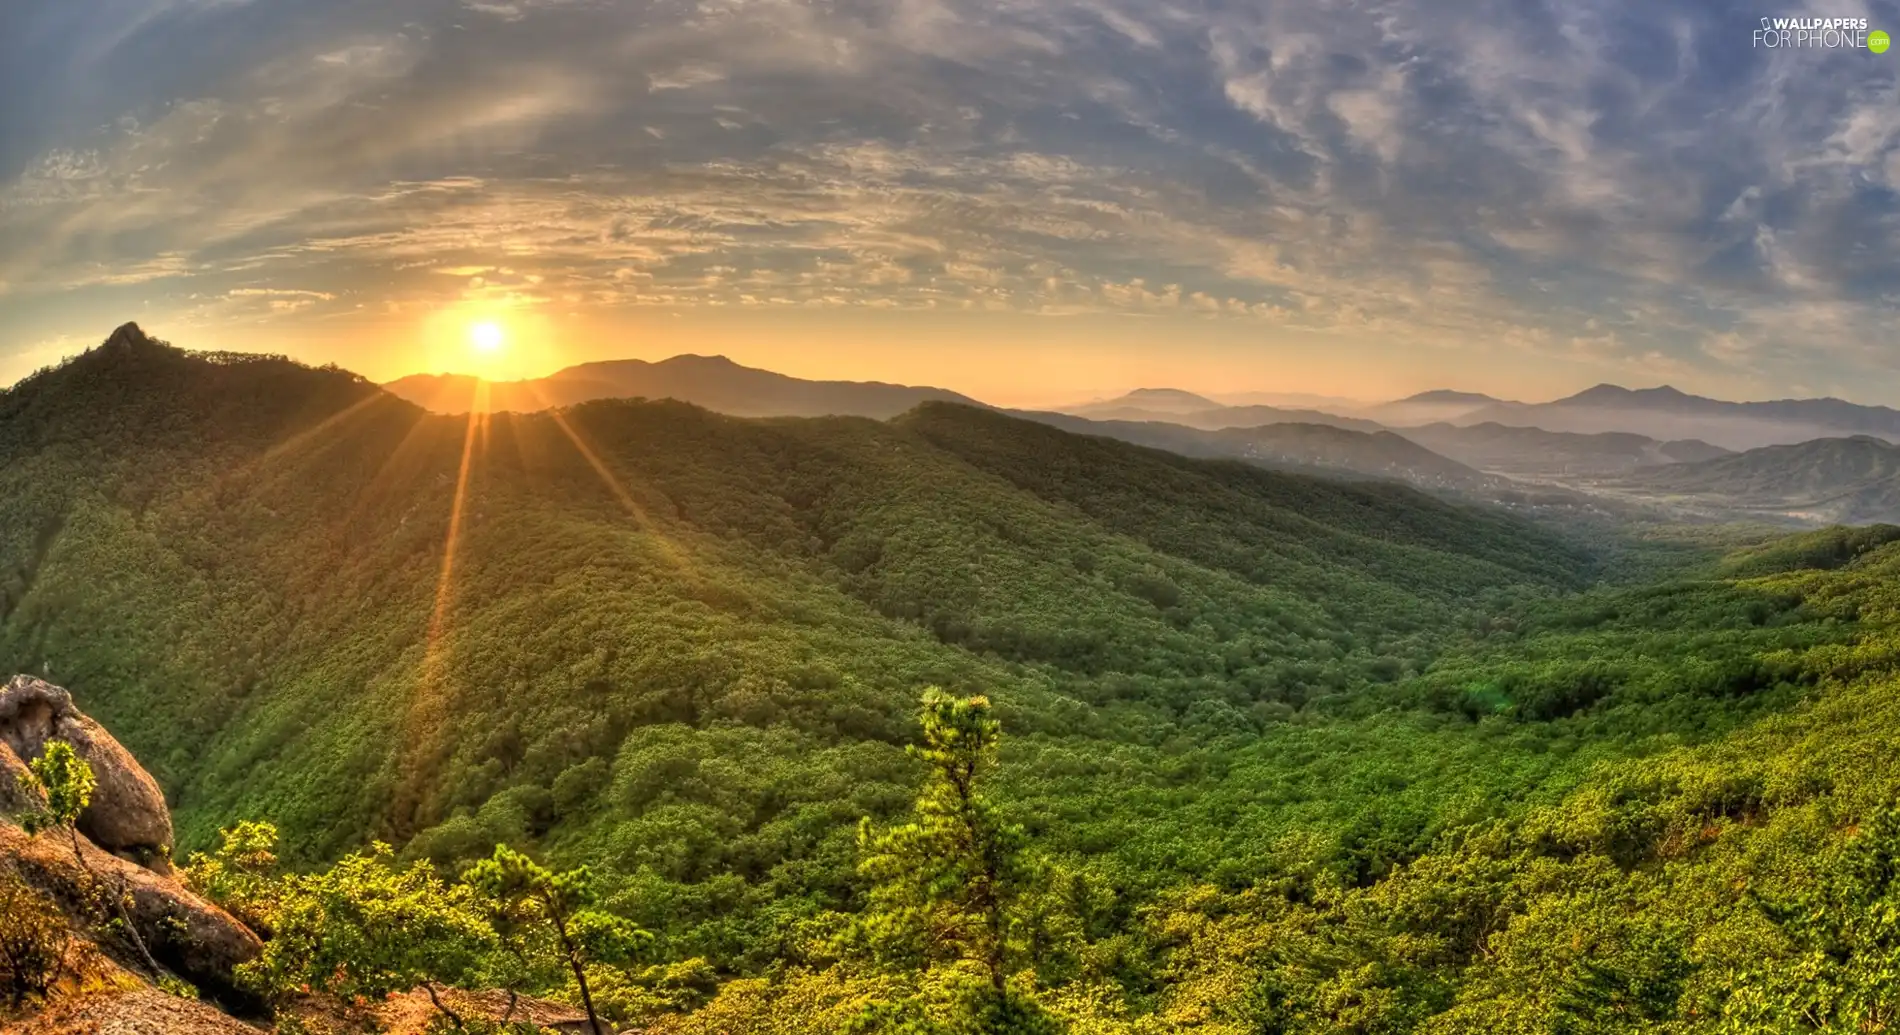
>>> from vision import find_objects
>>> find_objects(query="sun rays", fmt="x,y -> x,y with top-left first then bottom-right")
424,383 -> 490,673
249,353 -> 721,837
337,373 -> 698,833
389,378 -> 488,835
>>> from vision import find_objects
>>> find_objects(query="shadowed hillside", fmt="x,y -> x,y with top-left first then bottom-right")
1014,411 -> 1499,492
1400,421 -> 1733,479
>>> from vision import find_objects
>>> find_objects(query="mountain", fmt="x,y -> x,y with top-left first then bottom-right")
1211,390 -> 1369,411
1622,435 -> 1900,523
1069,388 -> 1224,415
1365,389 -> 1510,427
0,324 -> 1591,967
1402,390 -> 1502,405
383,354 -> 980,418
1057,400 -> 1386,433
1399,422 -> 1733,479
1072,388 -> 1378,417
1016,411 -> 1499,493
1458,384 -> 1900,450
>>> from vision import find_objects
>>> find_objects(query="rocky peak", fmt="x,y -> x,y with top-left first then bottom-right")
103,322 -> 156,351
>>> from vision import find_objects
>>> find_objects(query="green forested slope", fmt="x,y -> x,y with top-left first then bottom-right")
0,332 -> 1586,949
652,543 -> 1900,1033
12,331 -> 1900,1030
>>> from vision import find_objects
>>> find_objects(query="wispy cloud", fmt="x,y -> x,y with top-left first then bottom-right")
2,0 -> 1899,398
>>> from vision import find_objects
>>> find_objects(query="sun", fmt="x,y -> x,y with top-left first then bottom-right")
469,321 -> 506,355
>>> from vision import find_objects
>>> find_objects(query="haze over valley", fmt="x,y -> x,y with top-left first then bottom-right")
377,347 -> 1900,527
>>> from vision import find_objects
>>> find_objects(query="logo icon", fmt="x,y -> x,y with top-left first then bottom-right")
1872,29 -> 1891,52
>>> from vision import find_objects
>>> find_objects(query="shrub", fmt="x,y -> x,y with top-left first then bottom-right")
0,868 -> 70,1008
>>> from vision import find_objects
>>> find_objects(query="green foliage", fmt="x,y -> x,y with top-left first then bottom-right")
1717,523 -> 1900,578
239,843 -> 492,1019
22,741 -> 95,839
156,973 -> 201,1000
464,845 -> 649,1035
0,868 -> 70,1008
184,820 -> 283,933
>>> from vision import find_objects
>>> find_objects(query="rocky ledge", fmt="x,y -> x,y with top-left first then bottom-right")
0,675 -> 264,1009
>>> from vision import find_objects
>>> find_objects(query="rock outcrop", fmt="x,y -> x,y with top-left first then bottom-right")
0,675 -> 174,868
0,676 -> 262,1010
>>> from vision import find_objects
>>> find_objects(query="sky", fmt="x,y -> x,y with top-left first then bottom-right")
3,0 -> 1900,407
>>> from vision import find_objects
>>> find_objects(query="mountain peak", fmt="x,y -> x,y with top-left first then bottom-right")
1562,383 -> 1701,406
1110,388 -> 1220,408
103,322 -> 155,350
1562,383 -> 1636,404
1075,388 -> 1222,415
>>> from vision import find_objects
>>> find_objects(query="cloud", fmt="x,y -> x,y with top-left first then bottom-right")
2,0 -> 1899,398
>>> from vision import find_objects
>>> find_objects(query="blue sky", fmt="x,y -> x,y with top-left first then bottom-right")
3,0 -> 1899,404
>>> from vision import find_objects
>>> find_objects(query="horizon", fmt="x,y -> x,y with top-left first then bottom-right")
7,2 -> 1900,408
12,320 -> 1900,414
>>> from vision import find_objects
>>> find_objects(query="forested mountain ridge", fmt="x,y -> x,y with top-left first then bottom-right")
16,327 -> 1900,1031
0,328 -> 1587,946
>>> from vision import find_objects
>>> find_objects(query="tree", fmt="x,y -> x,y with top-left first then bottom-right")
855,689 -> 1055,1032
464,845 -> 649,1035
240,843 -> 492,1029
21,743 -> 94,850
22,741 -> 164,981
182,821 -> 284,935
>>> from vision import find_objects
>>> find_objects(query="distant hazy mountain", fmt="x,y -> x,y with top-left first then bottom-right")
1017,411 -> 1497,492
1621,436 -> 1900,523
1404,390 -> 1503,405
1365,390 -> 1510,427
1070,388 -> 1224,415
1400,422 -> 1732,479
384,355 -> 980,418
1072,387 -> 1370,415
1057,401 -> 1386,434
1459,384 -> 1900,450
1212,390 -> 1370,411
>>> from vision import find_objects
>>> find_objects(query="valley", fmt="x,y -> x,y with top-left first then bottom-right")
6,327 -> 1900,1030
388,352 -> 1900,528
